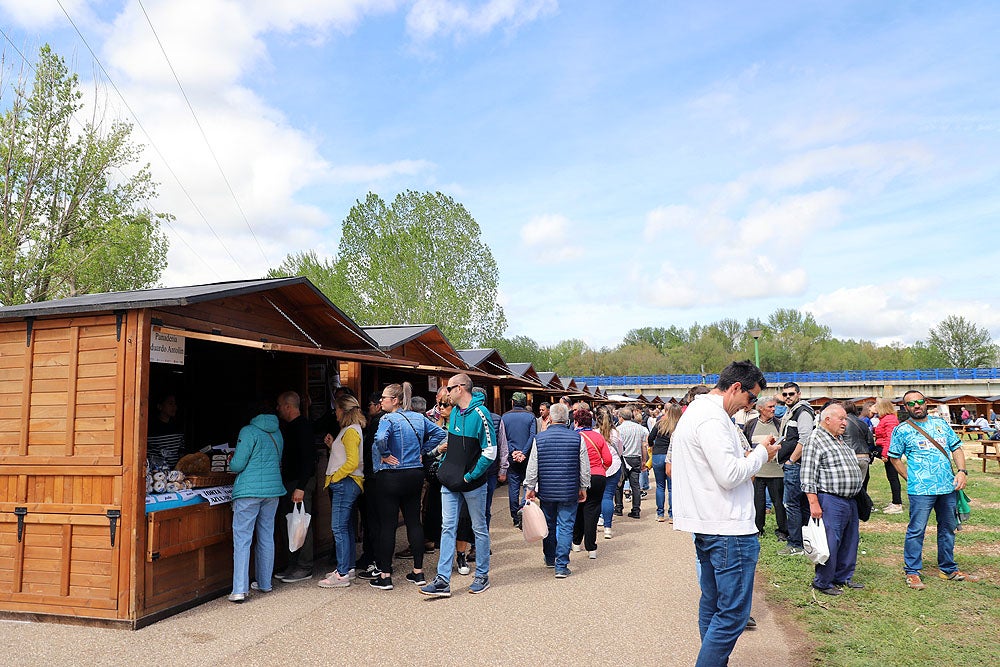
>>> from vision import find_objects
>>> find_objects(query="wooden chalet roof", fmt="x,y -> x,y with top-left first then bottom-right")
458,349 -> 513,377
0,277 -> 389,356
359,325 -> 468,371
507,362 -> 543,387
934,394 -> 992,405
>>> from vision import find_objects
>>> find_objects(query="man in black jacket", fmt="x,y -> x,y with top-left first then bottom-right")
777,382 -> 814,556
274,391 -> 317,583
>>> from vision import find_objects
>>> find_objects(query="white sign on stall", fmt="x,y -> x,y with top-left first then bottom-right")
150,331 -> 186,365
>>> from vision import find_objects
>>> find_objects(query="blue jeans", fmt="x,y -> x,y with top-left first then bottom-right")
602,468 -> 621,526
640,468 -> 650,490
783,463 -> 803,548
693,533 -> 760,667
438,484 -> 491,581
507,467 -> 526,519
486,473 -> 498,529
904,492 -> 958,575
652,454 -> 671,518
540,499 -> 578,570
232,496 -> 279,595
329,479 -> 361,576
812,493 -> 859,589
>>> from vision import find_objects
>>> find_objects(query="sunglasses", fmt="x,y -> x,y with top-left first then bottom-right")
781,391 -> 797,397
446,384 -> 465,392
745,388 -> 758,404
905,399 -> 926,407
436,401 -> 449,408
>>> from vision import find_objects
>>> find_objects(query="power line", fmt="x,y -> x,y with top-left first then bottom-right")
136,0 -> 271,268
0,24 -> 222,280
52,0 -> 248,275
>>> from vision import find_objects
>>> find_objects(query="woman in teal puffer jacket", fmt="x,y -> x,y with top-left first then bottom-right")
228,410 -> 285,602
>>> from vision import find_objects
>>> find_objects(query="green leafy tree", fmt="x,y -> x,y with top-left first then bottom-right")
333,191 -> 506,348
622,326 -> 688,353
927,315 -> 998,368
266,250 -> 347,301
483,335 -> 545,368
0,45 -> 169,305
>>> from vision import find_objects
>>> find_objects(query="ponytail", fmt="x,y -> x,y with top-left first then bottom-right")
401,381 -> 413,411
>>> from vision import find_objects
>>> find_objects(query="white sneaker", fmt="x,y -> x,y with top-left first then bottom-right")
571,543 -> 582,552
604,528 -> 612,539
883,503 -> 903,515
588,550 -> 597,559
228,592 -> 245,603
597,516 -> 604,527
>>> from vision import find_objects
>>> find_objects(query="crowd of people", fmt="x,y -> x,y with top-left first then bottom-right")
671,360 -> 982,667
223,373 -> 694,601
221,362 -> 982,666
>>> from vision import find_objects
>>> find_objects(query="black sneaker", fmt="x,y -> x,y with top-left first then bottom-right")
356,565 -> 380,580
628,510 -> 641,519
467,548 -> 476,562
406,571 -> 427,586
456,552 -> 470,575
369,575 -> 393,590
746,616 -> 757,629
613,509 -> 623,516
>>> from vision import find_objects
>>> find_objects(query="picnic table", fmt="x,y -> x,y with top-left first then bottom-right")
974,439 -> 1000,473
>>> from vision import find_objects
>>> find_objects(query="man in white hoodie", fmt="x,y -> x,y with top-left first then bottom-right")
672,360 -> 781,667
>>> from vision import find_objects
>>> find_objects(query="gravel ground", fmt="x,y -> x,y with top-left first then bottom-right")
0,499 -> 809,666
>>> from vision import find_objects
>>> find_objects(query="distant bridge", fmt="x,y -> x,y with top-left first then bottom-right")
573,368 -> 1000,400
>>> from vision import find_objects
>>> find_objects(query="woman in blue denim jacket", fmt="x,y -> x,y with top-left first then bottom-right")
368,382 -> 445,591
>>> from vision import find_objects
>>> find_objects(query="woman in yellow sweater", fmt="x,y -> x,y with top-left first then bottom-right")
318,394 -> 367,588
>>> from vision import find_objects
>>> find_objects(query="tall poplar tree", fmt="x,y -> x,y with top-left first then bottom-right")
0,45 -> 169,305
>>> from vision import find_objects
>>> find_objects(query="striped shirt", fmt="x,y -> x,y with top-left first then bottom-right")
801,425 -> 863,498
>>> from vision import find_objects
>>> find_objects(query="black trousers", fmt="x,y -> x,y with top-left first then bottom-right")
574,474 -> 606,551
883,459 -> 902,505
614,456 -> 642,513
374,468 -> 425,574
356,474 -> 380,569
753,476 -> 787,536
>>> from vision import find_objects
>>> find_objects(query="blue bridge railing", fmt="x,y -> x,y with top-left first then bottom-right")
573,368 -> 1000,388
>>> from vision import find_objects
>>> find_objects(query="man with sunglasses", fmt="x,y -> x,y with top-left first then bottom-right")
672,360 -> 781,667
776,382 -> 815,556
889,391 -> 980,590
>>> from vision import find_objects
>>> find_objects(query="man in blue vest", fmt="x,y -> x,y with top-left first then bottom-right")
500,391 -> 537,529
523,402 -> 590,578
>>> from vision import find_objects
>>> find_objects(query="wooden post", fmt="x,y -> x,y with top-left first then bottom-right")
64,326 -> 80,457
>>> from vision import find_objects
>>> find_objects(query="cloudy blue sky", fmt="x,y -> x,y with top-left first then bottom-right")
3,1 -> 999,349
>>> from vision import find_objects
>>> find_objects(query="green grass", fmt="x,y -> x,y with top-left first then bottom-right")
756,461 -> 1000,666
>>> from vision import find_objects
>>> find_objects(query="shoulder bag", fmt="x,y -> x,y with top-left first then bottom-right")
906,420 -> 971,521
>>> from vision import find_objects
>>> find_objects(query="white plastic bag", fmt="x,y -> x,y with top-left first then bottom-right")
801,517 -> 829,566
521,499 -> 548,543
286,502 -> 311,552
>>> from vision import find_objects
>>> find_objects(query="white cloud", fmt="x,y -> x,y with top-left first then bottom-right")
406,0 -> 557,41
802,279 -> 1000,344
0,0 -> 90,28
519,214 -> 583,261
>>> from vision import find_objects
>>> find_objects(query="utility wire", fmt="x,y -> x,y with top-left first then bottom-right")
136,0 -> 271,268
0,24 -> 222,280
53,0 -> 248,275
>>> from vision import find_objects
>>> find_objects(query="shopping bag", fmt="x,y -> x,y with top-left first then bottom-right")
286,502 -> 311,552
521,499 -> 548,543
801,517 -> 829,566
956,489 -> 971,522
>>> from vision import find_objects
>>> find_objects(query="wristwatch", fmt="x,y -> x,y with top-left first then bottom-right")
957,469 -> 968,474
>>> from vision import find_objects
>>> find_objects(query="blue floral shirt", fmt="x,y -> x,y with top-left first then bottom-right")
888,416 -> 960,496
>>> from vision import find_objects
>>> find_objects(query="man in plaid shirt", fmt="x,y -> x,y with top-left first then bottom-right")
801,402 -> 864,596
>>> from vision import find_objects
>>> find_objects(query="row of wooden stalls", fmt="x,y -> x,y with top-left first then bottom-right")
802,394 -> 1000,422
0,278 -> 612,628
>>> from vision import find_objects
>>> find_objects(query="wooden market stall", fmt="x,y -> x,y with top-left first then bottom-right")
0,278 -> 405,628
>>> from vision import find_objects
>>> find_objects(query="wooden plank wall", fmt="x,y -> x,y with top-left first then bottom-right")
0,312 -> 136,621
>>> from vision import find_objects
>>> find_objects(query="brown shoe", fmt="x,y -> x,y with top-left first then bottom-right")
938,570 -> 981,582
905,574 -> 926,590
